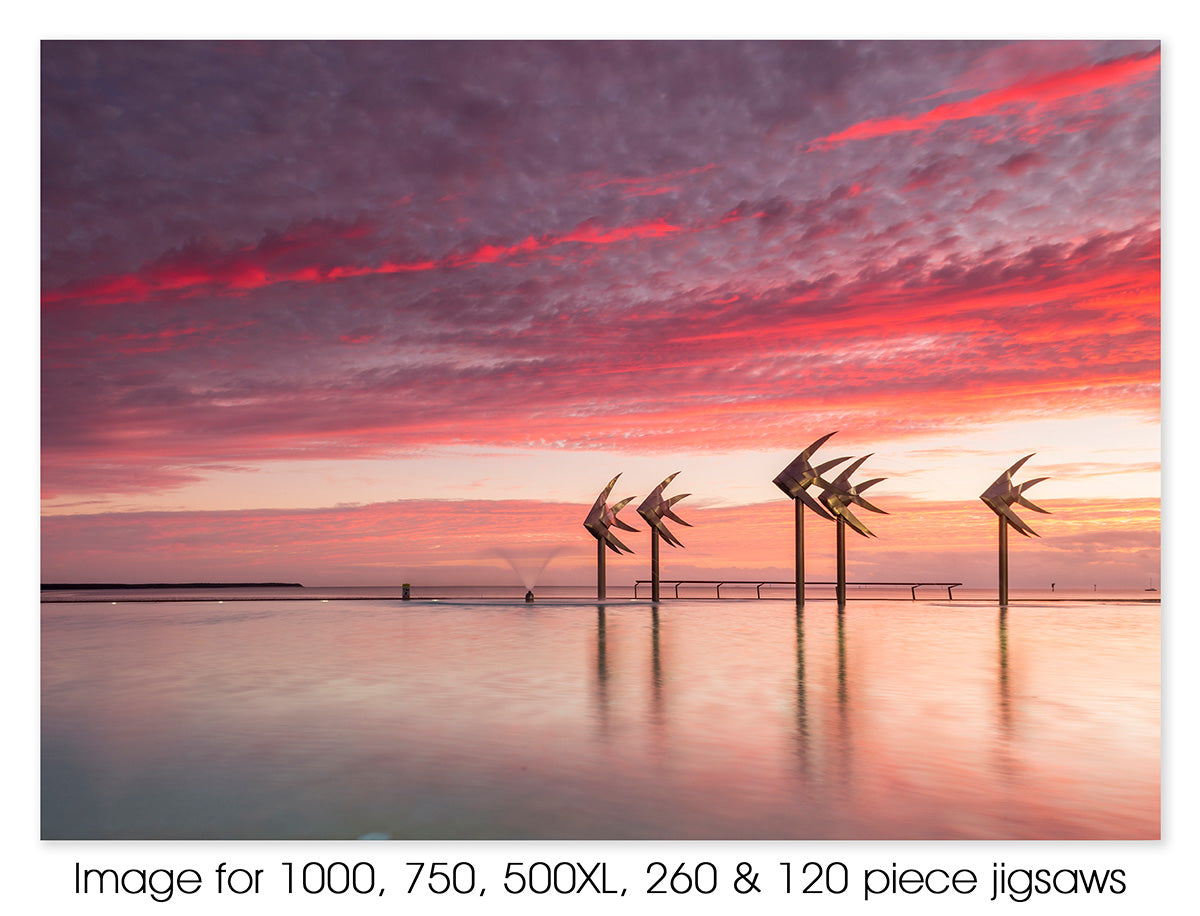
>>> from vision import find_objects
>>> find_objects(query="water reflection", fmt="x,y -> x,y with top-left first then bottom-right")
835,607 -> 851,792
995,607 -> 1016,782
794,608 -> 808,778
649,606 -> 665,741
594,606 -> 609,738
592,604 -> 666,746
42,597 -> 1159,840
793,606 -> 854,808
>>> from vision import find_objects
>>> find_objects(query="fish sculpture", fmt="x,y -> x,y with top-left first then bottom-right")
979,454 -> 1050,537
636,472 -> 692,548
818,454 -> 889,537
773,431 -> 850,521
583,474 -> 639,553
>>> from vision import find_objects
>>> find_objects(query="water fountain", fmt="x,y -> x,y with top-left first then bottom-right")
492,547 -> 567,600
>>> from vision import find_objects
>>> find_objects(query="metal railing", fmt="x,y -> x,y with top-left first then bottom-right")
633,579 -> 961,599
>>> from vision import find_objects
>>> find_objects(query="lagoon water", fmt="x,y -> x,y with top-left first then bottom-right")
41,588 -> 1159,839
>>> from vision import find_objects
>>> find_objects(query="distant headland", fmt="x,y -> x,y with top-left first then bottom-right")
41,582 -> 304,590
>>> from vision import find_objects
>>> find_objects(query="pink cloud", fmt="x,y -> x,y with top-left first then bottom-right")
42,216 -> 685,307
808,47 -> 1159,150
40,224 -> 1159,500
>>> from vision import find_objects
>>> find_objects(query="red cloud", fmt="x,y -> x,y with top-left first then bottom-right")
42,216 -> 684,307
40,225 -> 1159,500
808,47 -> 1160,150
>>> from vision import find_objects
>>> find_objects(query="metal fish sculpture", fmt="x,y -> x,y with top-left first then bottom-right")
980,454 -> 1050,537
818,454 -> 889,538
773,431 -> 850,521
636,472 -> 692,549
584,474 -> 639,553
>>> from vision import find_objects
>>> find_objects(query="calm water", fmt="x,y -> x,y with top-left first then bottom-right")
41,591 -> 1159,839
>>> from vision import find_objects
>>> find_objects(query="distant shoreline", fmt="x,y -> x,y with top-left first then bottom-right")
41,582 -> 304,590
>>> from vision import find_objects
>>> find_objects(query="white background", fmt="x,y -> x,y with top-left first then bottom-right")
9,4 -> 1193,913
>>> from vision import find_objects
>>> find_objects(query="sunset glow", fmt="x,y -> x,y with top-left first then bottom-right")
40,40 -> 1160,588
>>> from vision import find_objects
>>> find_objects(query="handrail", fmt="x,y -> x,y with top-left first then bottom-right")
632,579 -> 961,600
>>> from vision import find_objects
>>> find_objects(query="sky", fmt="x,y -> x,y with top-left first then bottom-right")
39,39 -> 1161,588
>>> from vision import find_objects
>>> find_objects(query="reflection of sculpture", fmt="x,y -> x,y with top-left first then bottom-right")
818,455 -> 888,606
774,432 -> 848,605
637,473 -> 691,601
584,475 -> 638,600
980,455 -> 1050,604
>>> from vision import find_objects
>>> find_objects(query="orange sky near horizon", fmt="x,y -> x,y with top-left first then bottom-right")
40,493 -> 1160,590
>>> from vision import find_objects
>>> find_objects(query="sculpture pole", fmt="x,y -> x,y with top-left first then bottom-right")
637,473 -> 692,604
795,498 -> 804,604
979,455 -> 1050,606
584,475 -> 638,602
773,433 -> 846,607
998,514 -> 1008,605
598,537 -> 607,601
651,527 -> 661,602
816,453 -> 888,609
836,515 -> 847,607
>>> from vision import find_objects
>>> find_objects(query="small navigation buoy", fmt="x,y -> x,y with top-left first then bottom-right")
525,590 -> 535,603
402,583 -> 411,600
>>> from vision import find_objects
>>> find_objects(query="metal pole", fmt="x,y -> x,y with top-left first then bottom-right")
999,514 -> 1008,605
651,528 -> 661,602
836,515 -> 847,607
795,497 -> 804,606
597,537 -> 606,601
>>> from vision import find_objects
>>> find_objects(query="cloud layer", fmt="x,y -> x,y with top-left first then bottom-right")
41,41 -> 1160,583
